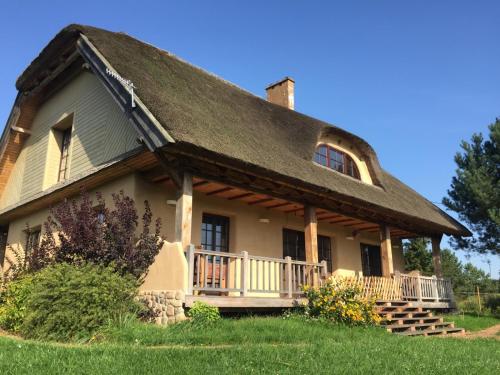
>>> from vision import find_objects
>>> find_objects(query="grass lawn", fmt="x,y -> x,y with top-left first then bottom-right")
0,317 -> 499,375
444,313 -> 500,332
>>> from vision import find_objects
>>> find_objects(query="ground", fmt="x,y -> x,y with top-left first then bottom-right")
0,317 -> 499,374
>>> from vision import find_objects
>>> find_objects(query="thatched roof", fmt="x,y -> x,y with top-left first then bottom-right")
14,24 -> 470,236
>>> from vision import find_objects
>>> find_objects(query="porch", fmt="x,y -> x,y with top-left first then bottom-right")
184,246 -> 455,309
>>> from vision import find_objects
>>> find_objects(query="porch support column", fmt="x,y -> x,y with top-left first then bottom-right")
175,172 -> 193,252
304,205 -> 319,286
431,235 -> 443,278
380,224 -> 394,277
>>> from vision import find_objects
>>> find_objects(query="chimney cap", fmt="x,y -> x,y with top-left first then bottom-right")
265,76 -> 295,90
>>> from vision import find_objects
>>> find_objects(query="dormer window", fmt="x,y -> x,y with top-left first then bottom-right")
314,144 -> 360,180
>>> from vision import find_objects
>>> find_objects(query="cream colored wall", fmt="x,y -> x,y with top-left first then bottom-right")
315,137 -> 373,185
2,171 -> 404,280
0,70 -> 138,210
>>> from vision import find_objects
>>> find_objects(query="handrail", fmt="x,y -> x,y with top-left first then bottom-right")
186,245 -> 327,297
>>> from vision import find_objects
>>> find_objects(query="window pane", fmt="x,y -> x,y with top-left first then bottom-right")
201,214 -> 229,253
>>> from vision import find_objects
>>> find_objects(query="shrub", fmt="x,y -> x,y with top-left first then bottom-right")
21,263 -> 140,342
187,302 -> 220,326
484,295 -> 500,316
0,275 -> 35,332
302,278 -> 381,326
34,190 -> 163,280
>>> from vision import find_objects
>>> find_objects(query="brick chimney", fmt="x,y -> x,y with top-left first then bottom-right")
265,77 -> 295,110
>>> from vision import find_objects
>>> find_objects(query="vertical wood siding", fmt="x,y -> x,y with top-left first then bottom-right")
0,71 -> 138,209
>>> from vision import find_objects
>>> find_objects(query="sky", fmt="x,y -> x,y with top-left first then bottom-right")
0,1 -> 498,276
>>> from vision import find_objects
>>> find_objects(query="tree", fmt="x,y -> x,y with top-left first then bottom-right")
403,238 -> 433,275
443,119 -> 500,255
4,190 -> 164,281
440,249 -> 464,290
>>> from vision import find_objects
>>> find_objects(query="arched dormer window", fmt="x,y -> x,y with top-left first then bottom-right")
314,144 -> 360,180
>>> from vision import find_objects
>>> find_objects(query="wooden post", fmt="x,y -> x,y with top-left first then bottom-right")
379,225 -> 394,277
431,235 -> 443,278
415,274 -> 423,304
320,260 -> 328,279
432,275 -> 439,302
186,244 -> 195,295
241,251 -> 249,297
175,172 -> 193,252
476,286 -> 481,313
304,205 -> 319,286
285,256 -> 293,298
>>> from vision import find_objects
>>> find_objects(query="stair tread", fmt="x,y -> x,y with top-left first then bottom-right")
383,316 -> 442,322
397,327 -> 464,336
385,322 -> 453,329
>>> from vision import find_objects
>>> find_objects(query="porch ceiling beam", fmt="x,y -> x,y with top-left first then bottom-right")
248,197 -> 274,206
284,207 -> 304,214
193,180 -> 209,188
266,202 -> 292,210
206,187 -> 234,196
167,150 -> 444,236
317,214 -> 342,221
345,222 -> 378,229
227,192 -> 254,200
328,217 -> 357,224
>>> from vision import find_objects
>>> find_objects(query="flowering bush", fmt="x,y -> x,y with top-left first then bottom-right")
302,278 -> 381,326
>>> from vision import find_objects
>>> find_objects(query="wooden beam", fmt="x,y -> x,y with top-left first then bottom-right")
206,187 -> 233,196
431,235 -> 443,277
248,197 -> 274,206
304,205 -> 319,286
175,172 -> 193,251
266,202 -> 292,210
380,225 -> 394,277
153,151 -> 182,189
193,180 -> 209,188
285,207 -> 303,214
10,126 -> 32,135
317,214 -> 342,221
227,192 -> 254,200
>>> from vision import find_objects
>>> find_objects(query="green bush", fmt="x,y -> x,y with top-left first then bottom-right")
187,301 -> 220,326
484,295 -> 500,316
0,275 -> 35,332
302,278 -> 381,326
21,263 -> 140,342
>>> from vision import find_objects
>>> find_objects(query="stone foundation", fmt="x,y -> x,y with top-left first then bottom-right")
139,290 -> 187,325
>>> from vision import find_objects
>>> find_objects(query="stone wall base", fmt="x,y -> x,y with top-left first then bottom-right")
139,290 -> 186,325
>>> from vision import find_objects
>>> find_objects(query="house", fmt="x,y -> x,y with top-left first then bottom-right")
0,25 -> 470,318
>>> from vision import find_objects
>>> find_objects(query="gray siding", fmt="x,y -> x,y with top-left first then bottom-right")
0,71 -> 138,209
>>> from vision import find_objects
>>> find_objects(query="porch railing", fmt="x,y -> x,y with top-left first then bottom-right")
398,272 -> 454,303
331,272 -> 454,304
186,245 -> 328,297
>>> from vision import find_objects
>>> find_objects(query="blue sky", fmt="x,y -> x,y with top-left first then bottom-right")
0,1 -> 498,276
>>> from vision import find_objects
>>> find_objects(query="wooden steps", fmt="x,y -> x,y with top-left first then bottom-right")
376,300 -> 465,337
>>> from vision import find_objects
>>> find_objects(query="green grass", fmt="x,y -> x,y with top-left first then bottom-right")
444,313 -> 500,332
0,317 -> 499,374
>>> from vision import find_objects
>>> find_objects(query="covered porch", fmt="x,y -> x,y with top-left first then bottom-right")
183,246 -> 454,309
141,156 -> 454,309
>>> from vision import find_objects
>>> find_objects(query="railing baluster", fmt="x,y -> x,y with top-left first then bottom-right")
187,244 -> 195,295
219,256 -> 224,289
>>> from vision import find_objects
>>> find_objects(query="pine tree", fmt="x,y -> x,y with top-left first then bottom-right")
443,119 -> 500,255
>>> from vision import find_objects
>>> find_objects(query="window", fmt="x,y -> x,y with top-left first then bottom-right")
57,127 -> 72,181
25,228 -> 41,255
283,229 -> 306,261
360,243 -> 382,276
283,229 -> 333,271
318,235 -> 332,272
201,214 -> 230,252
314,145 -> 361,180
